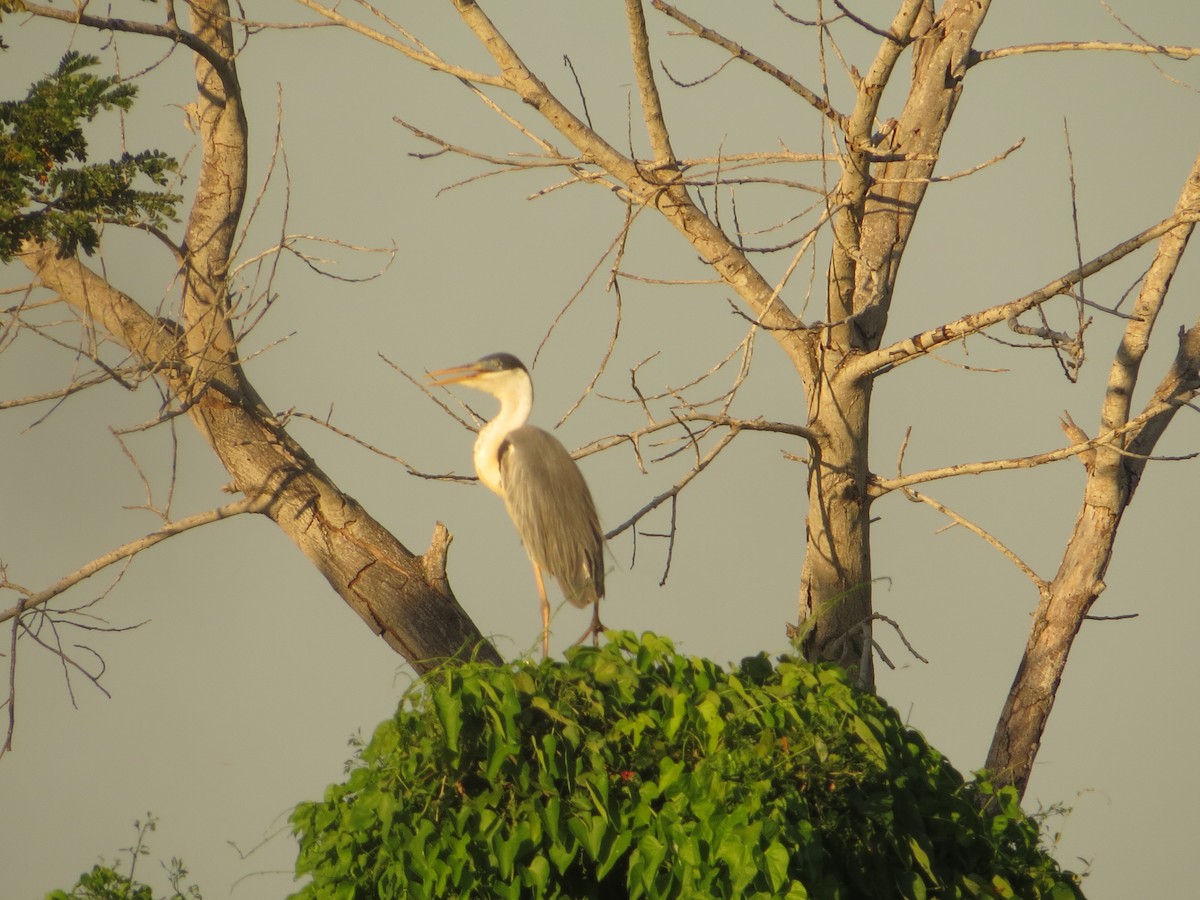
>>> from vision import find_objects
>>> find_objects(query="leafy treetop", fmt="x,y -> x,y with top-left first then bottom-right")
291,631 -> 1085,899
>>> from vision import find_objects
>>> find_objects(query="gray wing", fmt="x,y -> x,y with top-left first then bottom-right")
498,425 -> 604,607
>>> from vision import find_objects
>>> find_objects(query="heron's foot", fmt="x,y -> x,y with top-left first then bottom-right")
571,609 -> 606,649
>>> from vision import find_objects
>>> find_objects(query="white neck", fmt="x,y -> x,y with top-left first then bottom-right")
472,370 -> 533,496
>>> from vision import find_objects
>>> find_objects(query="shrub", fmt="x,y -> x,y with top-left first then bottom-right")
291,631 -> 1085,899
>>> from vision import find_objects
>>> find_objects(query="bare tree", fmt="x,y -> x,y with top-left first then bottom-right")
3,0 -> 1198,815
283,0 -> 1200,800
3,0 -> 502,755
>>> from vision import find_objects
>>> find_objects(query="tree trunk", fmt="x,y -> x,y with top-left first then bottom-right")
798,366 -> 875,682
797,1 -> 990,682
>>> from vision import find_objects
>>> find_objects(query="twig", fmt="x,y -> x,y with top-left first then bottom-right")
292,0 -> 506,86
858,208 -> 1200,379
930,138 -> 1025,182
870,397 -> 1186,496
626,0 -> 678,166
651,0 -> 846,127
288,410 -> 472,481
871,613 -> 930,666
23,1 -> 238,95
605,427 -> 739,540
0,496 -> 269,625
901,486 -> 1047,592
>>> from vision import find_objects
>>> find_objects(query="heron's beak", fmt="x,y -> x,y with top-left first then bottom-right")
426,362 -> 486,388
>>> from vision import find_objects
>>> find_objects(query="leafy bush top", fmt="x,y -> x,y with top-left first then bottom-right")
291,632 -> 1084,899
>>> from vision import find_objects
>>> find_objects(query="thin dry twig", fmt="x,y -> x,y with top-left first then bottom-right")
871,395 -> 1192,496
605,426 -> 740,541
859,208 -> 1200,379
652,0 -> 846,127
291,0 -> 506,86
0,496 -> 270,625
285,409 -> 472,483
871,613 -> 930,667
903,486 -> 1046,591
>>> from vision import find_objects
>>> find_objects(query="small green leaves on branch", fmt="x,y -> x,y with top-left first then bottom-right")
0,51 -> 180,260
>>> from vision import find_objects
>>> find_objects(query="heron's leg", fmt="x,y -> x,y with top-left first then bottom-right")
532,562 -> 550,659
591,599 -> 604,647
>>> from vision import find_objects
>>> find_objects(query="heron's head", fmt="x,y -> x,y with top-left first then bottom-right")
426,352 -> 530,397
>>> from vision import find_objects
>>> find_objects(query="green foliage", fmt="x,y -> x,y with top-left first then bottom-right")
46,814 -> 202,900
291,632 -> 1085,899
0,51 -> 180,261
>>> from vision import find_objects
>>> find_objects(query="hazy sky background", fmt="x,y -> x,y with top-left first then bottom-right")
2,2 -> 1198,897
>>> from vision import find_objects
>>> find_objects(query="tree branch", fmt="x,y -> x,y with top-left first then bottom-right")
626,0 -> 678,167
855,209 -> 1200,380
0,498 -> 269,625
901,487 -> 1047,592
605,426 -> 740,540
447,0 -> 808,354
23,2 -> 239,99
870,398 -> 1185,497
290,0 -> 506,86
650,0 -> 846,128
971,41 -> 1200,66
1097,153 -> 1200,490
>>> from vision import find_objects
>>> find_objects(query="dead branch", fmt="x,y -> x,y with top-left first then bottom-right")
971,41 -> 1200,66
626,0 -> 678,167
870,613 -> 930,667
284,410 -> 471,483
605,426 -> 739,540
651,0 -> 846,127
902,487 -> 1047,592
928,138 -> 1026,183
0,370 -> 149,411
551,204 -> 636,428
0,496 -> 270,626
23,2 -> 237,92
984,155 -> 1200,800
291,0 -> 506,86
395,118 -> 584,171
870,397 -> 1187,497
857,208 -> 1200,379
1100,155 -> 1200,465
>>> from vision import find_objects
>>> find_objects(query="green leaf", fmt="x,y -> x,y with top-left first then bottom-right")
432,688 -> 461,747
633,832 -> 668,892
851,713 -> 886,762
523,854 -> 550,894
896,870 -> 928,900
596,828 -> 633,879
1049,882 -> 1082,900
763,840 -> 791,893
907,835 -> 936,881
567,814 -> 607,862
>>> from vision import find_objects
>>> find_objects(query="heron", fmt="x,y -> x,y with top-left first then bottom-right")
427,352 -> 605,658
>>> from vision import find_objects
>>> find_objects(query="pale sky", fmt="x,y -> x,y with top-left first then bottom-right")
2,3 -> 1198,898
